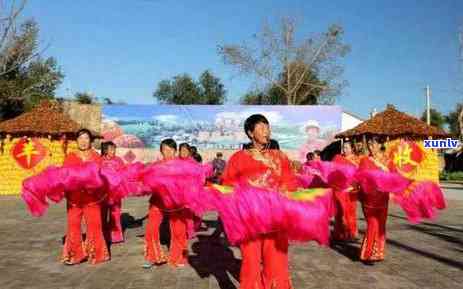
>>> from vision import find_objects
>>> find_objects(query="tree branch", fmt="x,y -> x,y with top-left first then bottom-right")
290,31 -> 332,99
0,0 -> 27,50
0,41 -> 48,77
219,16 -> 348,105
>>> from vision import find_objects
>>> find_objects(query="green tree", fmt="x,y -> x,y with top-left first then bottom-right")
242,90 -> 271,105
0,19 -> 64,120
420,108 -> 446,129
241,86 -> 285,105
23,57 -> 64,110
219,16 -> 349,105
74,92 -> 94,104
154,74 -> 200,104
153,71 -> 226,104
280,61 -> 331,104
241,61 -> 329,105
446,103 -> 463,138
198,70 -> 226,104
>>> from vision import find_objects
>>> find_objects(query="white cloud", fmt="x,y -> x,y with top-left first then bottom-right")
215,112 -> 241,120
153,114 -> 179,123
242,110 -> 283,124
215,112 -> 242,126
102,115 -> 119,122
215,110 -> 284,126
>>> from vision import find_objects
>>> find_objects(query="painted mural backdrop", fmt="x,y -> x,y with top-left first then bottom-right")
101,105 -> 342,162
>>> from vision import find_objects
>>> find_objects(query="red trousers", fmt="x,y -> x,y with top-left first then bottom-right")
239,233 -> 292,289
360,195 -> 389,261
144,203 -> 189,266
333,189 -> 358,241
102,200 -> 124,243
62,202 -> 110,265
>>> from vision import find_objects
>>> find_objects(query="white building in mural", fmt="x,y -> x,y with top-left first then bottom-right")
341,110 -> 364,132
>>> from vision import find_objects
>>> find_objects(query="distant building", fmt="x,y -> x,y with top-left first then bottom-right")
341,110 -> 364,132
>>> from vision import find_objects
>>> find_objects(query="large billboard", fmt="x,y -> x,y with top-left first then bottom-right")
101,105 -> 342,162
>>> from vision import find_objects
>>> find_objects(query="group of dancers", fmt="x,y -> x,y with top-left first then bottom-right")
54,130 -> 204,267
21,114 -> 446,289
314,137 -> 389,262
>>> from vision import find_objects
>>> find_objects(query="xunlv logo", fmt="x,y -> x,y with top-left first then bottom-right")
423,138 -> 460,149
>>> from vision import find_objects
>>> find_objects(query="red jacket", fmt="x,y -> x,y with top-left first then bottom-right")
221,149 -> 298,193
63,150 -> 103,206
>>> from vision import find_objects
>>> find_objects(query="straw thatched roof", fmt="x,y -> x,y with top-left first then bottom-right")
0,101 -> 90,138
336,104 -> 449,139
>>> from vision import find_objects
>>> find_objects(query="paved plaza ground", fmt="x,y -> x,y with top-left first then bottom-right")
0,187 -> 461,289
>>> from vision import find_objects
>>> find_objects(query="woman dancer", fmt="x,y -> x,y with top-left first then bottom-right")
62,129 -> 110,265
221,114 -> 299,289
143,139 -> 191,269
358,137 -> 390,264
332,141 -> 359,242
101,141 -> 125,244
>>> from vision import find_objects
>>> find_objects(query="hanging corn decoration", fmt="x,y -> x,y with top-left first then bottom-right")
0,137 -> 76,195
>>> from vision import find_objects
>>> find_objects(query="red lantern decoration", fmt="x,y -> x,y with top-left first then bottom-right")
12,138 -> 47,169
388,140 -> 424,176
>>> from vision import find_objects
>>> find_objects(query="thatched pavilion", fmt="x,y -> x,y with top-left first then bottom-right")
335,104 -> 449,182
336,104 -> 448,139
0,101 -> 88,195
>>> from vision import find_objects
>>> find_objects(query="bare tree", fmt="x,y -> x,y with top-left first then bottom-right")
218,16 -> 350,105
0,0 -> 42,76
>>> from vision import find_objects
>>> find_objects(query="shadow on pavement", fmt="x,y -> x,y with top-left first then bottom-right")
121,213 -> 147,231
134,213 -> 171,247
386,238 -> 463,269
389,214 -> 463,233
406,225 -> 463,248
329,240 -> 361,262
189,234 -> 241,289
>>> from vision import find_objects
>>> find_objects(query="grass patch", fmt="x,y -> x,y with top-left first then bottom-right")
440,171 -> 463,181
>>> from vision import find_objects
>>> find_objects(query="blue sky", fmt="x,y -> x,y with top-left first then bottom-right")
24,0 -> 462,118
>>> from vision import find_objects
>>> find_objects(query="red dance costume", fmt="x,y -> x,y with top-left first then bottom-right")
358,155 -> 390,262
301,161 -> 326,188
221,148 -> 298,289
144,196 -> 169,265
101,155 -> 125,244
144,160 -> 191,267
332,154 -> 359,241
62,150 -> 110,265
